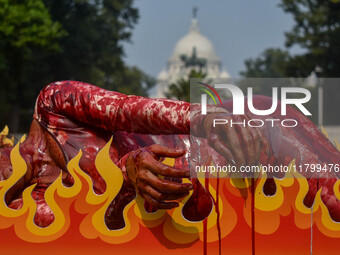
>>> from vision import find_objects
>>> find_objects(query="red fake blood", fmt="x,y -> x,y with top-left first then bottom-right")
215,176 -> 222,255
203,176 -> 209,255
251,178 -> 255,255
182,155 -> 213,222
203,217 -> 207,255
182,179 -> 213,221
181,176 -> 213,255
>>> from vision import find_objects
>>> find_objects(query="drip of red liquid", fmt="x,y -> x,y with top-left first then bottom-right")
215,178 -> 222,255
182,179 -> 213,222
251,178 -> 255,255
203,176 -> 210,255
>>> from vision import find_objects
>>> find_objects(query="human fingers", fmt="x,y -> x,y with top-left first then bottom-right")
139,182 -> 189,201
235,115 -> 259,166
144,158 -> 190,178
220,121 -> 246,167
247,120 -> 262,165
141,192 -> 179,209
149,144 -> 186,158
139,170 -> 193,193
208,133 -> 236,165
256,126 -> 270,156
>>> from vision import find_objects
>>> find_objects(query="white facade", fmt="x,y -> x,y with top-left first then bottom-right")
155,15 -> 229,98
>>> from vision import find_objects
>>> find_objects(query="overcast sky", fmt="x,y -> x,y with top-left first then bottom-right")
123,0 -> 302,78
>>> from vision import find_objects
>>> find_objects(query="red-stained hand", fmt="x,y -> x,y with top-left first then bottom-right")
126,144 -> 193,209
203,113 -> 268,168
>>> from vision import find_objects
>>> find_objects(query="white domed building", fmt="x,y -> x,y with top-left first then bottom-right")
155,11 -> 229,98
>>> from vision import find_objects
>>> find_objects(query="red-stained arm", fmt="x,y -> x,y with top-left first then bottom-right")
34,81 -> 193,135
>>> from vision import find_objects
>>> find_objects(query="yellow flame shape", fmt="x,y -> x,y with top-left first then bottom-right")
0,126 -> 14,147
2,136 -> 340,243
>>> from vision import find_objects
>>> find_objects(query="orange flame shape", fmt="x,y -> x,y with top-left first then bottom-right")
0,138 -> 236,245
1,137 -> 340,246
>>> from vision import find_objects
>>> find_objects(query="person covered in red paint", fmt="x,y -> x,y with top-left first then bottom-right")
1,80 -> 340,228
0,81 -> 262,228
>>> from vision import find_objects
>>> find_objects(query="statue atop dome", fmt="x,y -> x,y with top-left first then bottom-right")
193,7 -> 198,19
180,47 -> 207,70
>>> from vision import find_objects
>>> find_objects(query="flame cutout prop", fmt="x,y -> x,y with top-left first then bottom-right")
0,142 -> 31,224
336,139 -> 340,151
293,165 -> 340,238
77,137 -> 138,244
0,140 -> 65,242
163,176 -> 237,244
0,137 -> 138,243
225,158 -> 340,238
1,135 -> 340,250
0,138 -> 236,245
0,126 -> 15,147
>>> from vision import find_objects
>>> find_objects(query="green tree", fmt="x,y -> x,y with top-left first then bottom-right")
1,0 -> 155,132
279,0 -> 340,125
240,0 -> 340,125
110,66 -> 155,97
37,0 -> 154,103
40,0 -> 139,85
281,0 -> 340,77
0,0 -> 65,132
36,0 -> 155,102
241,0 -> 340,78
240,48 -> 290,78
165,70 -> 206,102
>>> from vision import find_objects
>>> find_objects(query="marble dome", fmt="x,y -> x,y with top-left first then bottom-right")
168,19 -> 220,65
154,12 -> 229,98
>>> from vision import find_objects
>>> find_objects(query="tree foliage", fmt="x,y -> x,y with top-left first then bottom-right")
0,0 -> 65,132
165,70 -> 206,102
0,0 -> 155,132
38,0 -> 155,96
241,0 -> 340,78
281,0 -> 340,77
41,0 -> 139,84
240,0 -> 340,125
240,48 -> 290,78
